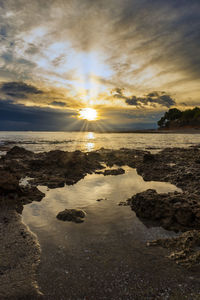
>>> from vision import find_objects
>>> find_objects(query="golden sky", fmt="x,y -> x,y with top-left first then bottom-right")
0,0 -> 199,130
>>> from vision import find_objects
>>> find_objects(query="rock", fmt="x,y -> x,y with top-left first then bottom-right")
56,209 -> 86,223
20,187 -> 45,204
47,179 -> 65,189
128,189 -> 200,231
104,168 -> 125,176
0,170 -> 19,192
96,198 -> 107,202
143,153 -> 155,163
0,168 -> 45,209
96,168 -> 125,176
118,201 -> 128,206
6,146 -> 34,158
175,207 -> 194,226
147,230 -> 200,267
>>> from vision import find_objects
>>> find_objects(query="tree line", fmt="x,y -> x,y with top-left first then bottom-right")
158,107 -> 200,129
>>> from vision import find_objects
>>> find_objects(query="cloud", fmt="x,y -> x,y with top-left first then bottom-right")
0,80 -> 80,109
111,88 -> 124,99
0,99 -> 80,131
126,93 -> 176,108
0,81 -> 43,99
112,89 -> 176,108
50,101 -> 67,107
0,0 -> 199,130
1,0 -> 200,94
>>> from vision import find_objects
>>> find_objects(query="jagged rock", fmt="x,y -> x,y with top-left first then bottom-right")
118,201 -> 129,206
96,198 -> 107,202
128,189 -> 200,231
6,146 -> 34,158
104,168 -> 125,176
143,153 -> 155,163
56,209 -> 86,223
147,230 -> 200,267
95,168 -> 125,176
20,187 -> 45,204
0,170 -> 19,192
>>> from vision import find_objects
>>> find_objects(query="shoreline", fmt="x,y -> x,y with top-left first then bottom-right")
0,208 -> 42,299
0,129 -> 200,134
1,145 -> 200,298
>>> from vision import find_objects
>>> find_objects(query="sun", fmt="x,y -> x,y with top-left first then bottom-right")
79,108 -> 98,121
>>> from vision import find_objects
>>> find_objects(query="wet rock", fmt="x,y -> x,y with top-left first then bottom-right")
137,147 -> 200,196
0,170 -> 44,211
6,146 -> 34,158
143,153 -> 155,163
96,198 -> 107,202
118,201 -> 129,206
0,147 -> 148,194
20,186 -> 45,204
0,170 -> 19,192
97,148 -> 148,168
96,168 -> 125,176
0,145 -> 11,152
128,189 -> 200,231
45,178 -> 65,189
147,230 -> 200,267
56,209 -> 86,223
104,168 -> 125,176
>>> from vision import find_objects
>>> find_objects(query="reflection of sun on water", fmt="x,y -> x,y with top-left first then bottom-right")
86,142 -> 94,151
79,108 -> 98,121
86,132 -> 95,151
87,132 -> 94,139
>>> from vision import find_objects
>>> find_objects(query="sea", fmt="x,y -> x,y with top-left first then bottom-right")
1,131 -> 200,153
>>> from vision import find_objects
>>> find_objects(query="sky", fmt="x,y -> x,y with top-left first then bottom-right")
0,0 -> 200,131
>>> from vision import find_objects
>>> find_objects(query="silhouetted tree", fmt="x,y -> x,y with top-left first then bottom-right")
157,107 -> 200,128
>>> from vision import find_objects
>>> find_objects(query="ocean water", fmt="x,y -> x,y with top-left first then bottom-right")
0,131 -> 200,153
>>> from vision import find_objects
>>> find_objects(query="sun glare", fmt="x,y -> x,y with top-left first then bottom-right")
79,108 -> 98,121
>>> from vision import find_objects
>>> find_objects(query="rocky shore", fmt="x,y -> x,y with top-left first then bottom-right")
0,209 -> 42,299
1,145 -> 200,298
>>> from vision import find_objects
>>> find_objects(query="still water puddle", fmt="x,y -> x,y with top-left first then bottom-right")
22,167 -> 183,297
23,166 -> 181,245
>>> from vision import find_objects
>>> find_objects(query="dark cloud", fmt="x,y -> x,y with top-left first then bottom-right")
112,89 -> 176,108
50,101 -> 67,107
0,82 -> 43,99
126,93 -> 176,108
0,99 -> 79,131
111,88 -> 124,98
25,43 -> 40,55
